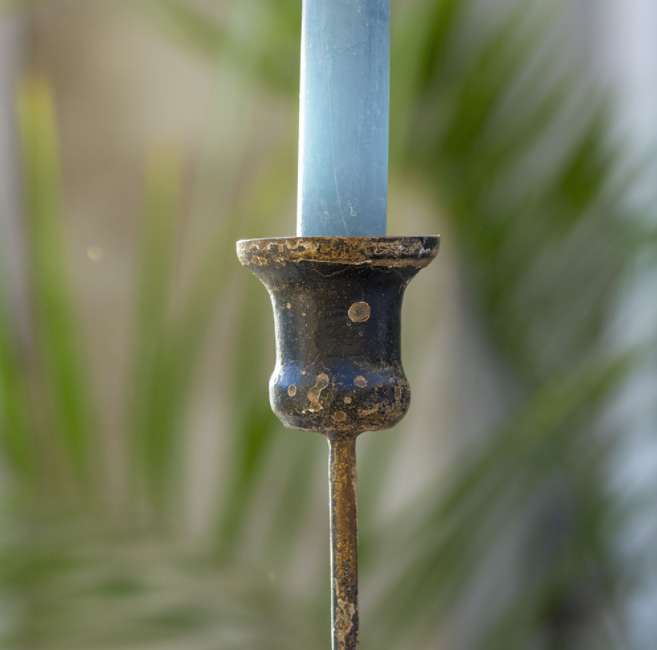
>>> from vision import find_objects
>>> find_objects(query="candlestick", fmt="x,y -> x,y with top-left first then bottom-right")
297,0 -> 390,237
237,236 -> 439,649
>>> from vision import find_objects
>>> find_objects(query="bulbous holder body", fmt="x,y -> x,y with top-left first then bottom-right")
237,236 -> 439,650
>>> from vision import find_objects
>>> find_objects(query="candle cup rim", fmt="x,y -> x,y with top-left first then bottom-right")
237,235 -> 440,268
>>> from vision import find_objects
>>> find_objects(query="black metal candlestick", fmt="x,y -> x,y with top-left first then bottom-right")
237,235 -> 439,650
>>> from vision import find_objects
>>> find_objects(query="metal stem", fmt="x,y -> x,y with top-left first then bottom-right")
329,434 -> 359,650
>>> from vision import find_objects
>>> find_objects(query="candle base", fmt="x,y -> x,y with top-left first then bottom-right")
236,235 -> 439,648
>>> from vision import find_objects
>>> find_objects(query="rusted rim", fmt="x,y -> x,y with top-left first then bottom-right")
236,236 -> 440,268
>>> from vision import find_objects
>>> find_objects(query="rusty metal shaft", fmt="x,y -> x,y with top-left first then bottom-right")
329,434 -> 359,650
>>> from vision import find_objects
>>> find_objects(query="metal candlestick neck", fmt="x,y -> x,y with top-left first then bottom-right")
329,434 -> 359,649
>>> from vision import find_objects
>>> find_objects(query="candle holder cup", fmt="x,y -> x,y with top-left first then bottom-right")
237,235 -> 439,650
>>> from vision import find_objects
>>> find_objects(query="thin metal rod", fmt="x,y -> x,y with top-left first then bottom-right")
329,435 -> 359,650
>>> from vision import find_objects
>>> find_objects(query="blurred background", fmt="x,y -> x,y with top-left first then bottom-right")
0,0 -> 656,648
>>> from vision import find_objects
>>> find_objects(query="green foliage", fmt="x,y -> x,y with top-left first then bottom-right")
1,77 -> 96,492
0,1 -> 649,649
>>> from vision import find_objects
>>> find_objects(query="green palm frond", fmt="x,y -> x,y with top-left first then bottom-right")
16,76 -> 96,491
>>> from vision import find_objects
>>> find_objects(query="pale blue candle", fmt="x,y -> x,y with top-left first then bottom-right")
297,0 -> 390,237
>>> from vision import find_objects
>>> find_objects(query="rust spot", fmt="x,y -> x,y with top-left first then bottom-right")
333,411 -> 347,423
308,373 -> 330,412
343,396 -> 352,404
359,407 -> 379,417
288,385 -> 297,397
355,376 -> 368,388
348,301 -> 371,323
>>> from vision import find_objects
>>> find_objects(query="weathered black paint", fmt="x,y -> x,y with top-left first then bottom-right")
237,236 -> 439,435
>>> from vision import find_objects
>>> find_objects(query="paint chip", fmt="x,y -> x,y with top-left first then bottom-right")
348,301 -> 371,323
307,373 -> 330,412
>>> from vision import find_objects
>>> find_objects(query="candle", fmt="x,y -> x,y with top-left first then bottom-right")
297,0 -> 390,237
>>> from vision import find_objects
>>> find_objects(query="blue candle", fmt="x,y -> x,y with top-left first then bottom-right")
297,0 -> 390,237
